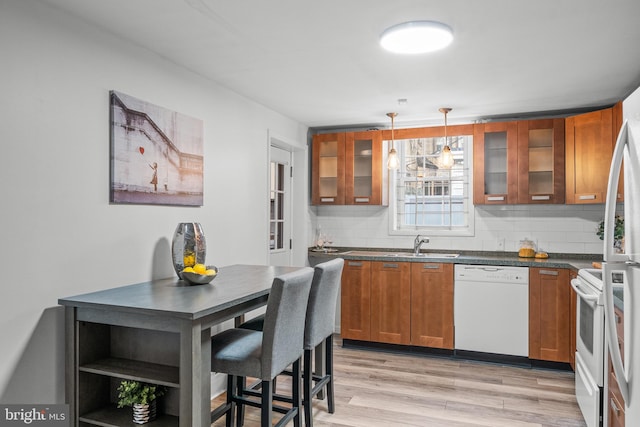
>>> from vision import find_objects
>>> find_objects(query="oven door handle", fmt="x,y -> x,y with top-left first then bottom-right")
570,279 -> 599,303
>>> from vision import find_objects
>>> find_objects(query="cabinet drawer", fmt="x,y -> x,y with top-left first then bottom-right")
608,370 -> 626,427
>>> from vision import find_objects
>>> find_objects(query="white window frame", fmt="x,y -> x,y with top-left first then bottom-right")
387,127 -> 475,237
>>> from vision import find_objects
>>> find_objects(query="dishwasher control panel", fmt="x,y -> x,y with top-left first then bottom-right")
454,265 -> 529,284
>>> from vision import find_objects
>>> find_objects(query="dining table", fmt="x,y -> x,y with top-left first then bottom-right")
58,264 -> 306,427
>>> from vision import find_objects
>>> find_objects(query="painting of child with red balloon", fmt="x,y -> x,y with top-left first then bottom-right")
109,90 -> 204,206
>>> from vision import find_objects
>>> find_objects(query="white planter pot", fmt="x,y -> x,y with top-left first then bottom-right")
132,400 -> 157,424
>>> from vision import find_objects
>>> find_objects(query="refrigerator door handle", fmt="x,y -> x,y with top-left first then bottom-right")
603,263 -> 630,404
604,120 -> 629,264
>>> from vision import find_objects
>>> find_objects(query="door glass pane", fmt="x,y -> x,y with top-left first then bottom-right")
484,132 -> 507,195
319,140 -> 338,197
528,128 -> 553,194
353,139 -> 372,197
269,161 -> 286,250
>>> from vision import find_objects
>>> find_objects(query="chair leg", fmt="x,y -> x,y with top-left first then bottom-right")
260,379 -> 272,427
226,375 -> 237,427
236,376 -> 245,427
292,358 -> 302,427
325,335 -> 335,413
303,349 -> 313,427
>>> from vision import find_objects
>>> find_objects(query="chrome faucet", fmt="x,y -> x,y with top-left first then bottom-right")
414,235 -> 430,256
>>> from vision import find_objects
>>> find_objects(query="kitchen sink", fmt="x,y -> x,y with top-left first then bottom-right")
340,251 -> 459,258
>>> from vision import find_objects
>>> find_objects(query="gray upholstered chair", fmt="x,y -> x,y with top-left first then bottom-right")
210,267 -> 314,427
239,258 -> 344,427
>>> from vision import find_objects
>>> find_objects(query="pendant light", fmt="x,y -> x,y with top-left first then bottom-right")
439,107 -> 454,169
387,112 -> 399,170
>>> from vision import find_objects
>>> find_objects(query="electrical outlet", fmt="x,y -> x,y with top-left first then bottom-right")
497,238 -> 505,251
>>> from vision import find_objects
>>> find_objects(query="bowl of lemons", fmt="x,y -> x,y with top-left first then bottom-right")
181,263 -> 218,285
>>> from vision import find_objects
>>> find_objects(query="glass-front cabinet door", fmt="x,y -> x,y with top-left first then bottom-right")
517,118 -> 565,203
312,133 -> 345,205
345,131 -> 383,205
473,122 -> 518,204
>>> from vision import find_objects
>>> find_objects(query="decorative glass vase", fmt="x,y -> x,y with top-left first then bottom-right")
171,222 -> 206,279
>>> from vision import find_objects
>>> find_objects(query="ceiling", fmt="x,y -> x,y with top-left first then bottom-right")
40,0 -> 640,129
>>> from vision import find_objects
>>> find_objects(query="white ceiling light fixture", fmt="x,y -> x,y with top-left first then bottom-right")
380,21 -> 453,54
387,112 -> 400,170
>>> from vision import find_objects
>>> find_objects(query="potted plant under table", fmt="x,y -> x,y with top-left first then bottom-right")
117,380 -> 166,424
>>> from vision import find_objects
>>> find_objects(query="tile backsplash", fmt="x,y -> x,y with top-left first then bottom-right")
312,203 -> 621,255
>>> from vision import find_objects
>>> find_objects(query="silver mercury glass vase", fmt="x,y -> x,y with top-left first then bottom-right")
171,222 -> 206,279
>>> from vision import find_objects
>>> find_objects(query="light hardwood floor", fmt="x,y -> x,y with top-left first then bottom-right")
211,336 -> 587,427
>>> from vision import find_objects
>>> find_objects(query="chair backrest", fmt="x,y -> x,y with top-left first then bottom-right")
261,267 -> 314,380
304,258 -> 344,349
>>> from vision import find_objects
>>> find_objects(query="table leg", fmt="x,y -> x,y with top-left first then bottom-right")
180,321 -> 211,427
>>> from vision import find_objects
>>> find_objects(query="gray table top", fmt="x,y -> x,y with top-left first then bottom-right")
58,264 -> 305,320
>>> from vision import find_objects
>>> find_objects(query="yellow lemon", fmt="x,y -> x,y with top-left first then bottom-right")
183,254 -> 196,267
205,269 -> 217,276
182,266 -> 195,273
193,263 -> 207,274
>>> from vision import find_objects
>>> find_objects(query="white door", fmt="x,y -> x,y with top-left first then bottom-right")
269,146 -> 292,266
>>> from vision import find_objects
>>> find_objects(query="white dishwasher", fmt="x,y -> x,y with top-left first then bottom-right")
454,264 -> 529,357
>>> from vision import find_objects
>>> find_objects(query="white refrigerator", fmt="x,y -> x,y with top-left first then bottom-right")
603,85 -> 640,425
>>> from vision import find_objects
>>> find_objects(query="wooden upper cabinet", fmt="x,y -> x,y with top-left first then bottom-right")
473,121 -> 519,204
312,130 -> 384,205
312,133 -> 345,205
410,263 -> 454,349
565,103 -> 623,204
529,267 -> 571,363
345,131 -> 384,205
517,119 -> 565,204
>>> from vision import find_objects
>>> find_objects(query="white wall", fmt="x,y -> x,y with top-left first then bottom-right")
314,200 -> 613,255
0,0 -> 309,403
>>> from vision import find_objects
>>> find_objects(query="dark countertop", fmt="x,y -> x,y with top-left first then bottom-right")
309,247 -> 600,272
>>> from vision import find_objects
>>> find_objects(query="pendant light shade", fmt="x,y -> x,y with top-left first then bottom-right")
387,112 -> 399,170
439,108 -> 454,169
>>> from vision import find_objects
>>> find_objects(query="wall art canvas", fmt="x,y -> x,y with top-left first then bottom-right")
110,90 -> 204,206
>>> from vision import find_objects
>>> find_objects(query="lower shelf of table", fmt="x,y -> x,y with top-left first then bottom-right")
79,405 -> 178,427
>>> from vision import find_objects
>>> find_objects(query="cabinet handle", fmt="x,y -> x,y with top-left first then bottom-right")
539,270 -> 558,276
320,197 -> 335,202
578,194 -> 596,200
531,195 -> 550,201
422,264 -> 441,269
348,261 -> 363,267
355,197 -> 370,203
382,263 -> 399,269
611,398 -> 621,417
487,196 -> 505,201
616,313 -> 621,324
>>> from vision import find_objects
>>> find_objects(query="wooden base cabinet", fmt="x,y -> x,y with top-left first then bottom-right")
370,262 -> 411,345
340,260 -> 454,350
529,268 -> 571,363
340,260 -> 372,341
410,263 -> 454,349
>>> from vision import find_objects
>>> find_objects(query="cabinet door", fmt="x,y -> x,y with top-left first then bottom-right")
312,133 -> 345,205
565,104 -> 623,204
529,268 -> 571,362
410,263 -> 454,349
340,260 -> 371,340
473,121 -> 518,204
569,270 -> 577,370
370,261 -> 411,345
345,131 -> 383,205
609,369 -> 626,427
517,119 -> 565,204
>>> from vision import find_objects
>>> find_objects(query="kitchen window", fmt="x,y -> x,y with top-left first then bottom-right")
389,131 -> 473,235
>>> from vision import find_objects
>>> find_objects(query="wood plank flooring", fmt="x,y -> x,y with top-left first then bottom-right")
211,336 -> 587,427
